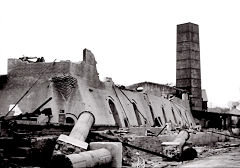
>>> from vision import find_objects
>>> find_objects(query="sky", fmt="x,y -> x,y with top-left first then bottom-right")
0,0 -> 240,108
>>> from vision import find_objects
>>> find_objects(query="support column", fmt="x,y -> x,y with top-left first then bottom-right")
53,111 -> 95,155
69,111 -> 95,141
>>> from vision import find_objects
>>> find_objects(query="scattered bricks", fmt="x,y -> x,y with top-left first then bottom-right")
31,136 -> 57,167
90,142 -> 122,168
123,136 -> 163,154
122,136 -> 164,166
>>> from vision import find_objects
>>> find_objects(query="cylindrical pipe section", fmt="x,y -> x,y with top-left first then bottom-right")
50,148 -> 112,168
173,130 -> 189,144
174,130 -> 189,156
70,111 -> 95,141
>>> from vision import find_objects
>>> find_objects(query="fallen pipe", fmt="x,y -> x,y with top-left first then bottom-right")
161,130 -> 190,160
69,111 -> 95,141
54,111 -> 95,155
51,148 -> 112,168
162,130 -> 189,146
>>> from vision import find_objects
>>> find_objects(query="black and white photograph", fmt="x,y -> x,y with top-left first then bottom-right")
0,0 -> 240,167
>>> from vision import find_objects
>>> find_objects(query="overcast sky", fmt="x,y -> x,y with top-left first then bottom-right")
0,0 -> 240,108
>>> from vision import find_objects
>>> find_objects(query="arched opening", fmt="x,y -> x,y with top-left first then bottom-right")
185,112 -> 190,124
162,106 -> 167,124
171,107 -> 177,124
132,103 -> 142,126
66,117 -> 75,125
124,118 -> 129,127
154,117 -> 162,127
149,105 -> 155,126
108,99 -> 122,127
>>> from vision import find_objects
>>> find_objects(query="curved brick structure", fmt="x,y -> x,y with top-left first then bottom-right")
0,48 -> 196,127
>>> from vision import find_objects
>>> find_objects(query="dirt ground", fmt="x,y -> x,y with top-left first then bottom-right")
179,146 -> 240,167
128,141 -> 240,167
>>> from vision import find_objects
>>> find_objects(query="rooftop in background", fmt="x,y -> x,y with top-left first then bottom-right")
127,81 -> 177,98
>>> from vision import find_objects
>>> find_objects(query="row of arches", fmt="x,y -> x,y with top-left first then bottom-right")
64,96 -> 193,128
107,97 -> 190,128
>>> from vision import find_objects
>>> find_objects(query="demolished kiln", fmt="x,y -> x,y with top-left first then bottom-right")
0,50 -> 196,128
0,22 -> 209,167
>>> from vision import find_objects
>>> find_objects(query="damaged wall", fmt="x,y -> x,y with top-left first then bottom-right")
0,49 -> 195,128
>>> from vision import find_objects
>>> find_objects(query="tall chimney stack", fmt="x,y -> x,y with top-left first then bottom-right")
176,22 -> 202,111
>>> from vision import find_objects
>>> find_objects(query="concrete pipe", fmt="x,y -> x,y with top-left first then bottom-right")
50,148 -> 112,168
162,130 -> 190,146
161,130 -> 190,160
173,130 -> 190,145
70,111 -> 95,142
54,111 -> 95,154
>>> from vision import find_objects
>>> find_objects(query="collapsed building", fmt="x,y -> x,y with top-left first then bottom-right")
0,46 -> 196,129
1,22 -> 231,167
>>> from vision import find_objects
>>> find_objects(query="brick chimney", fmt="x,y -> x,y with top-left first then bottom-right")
176,22 -> 202,111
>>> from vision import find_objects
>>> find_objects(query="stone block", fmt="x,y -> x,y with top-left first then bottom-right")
90,142 -> 122,168
191,32 -> 199,43
176,79 -> 201,88
190,51 -> 200,60
190,60 -> 201,69
191,79 -> 201,88
176,79 -> 190,88
191,69 -> 201,79
177,60 -> 192,69
177,68 -> 201,80
177,42 -> 200,52
177,60 -> 200,69
53,134 -> 88,155
177,23 -> 199,34
177,32 -> 199,43
177,50 -> 200,61
176,69 -> 191,79
177,42 -> 191,51
177,50 -> 190,60
58,134 -> 88,149
191,87 -> 202,97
